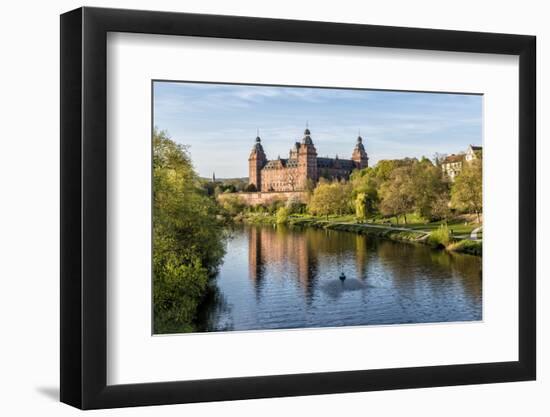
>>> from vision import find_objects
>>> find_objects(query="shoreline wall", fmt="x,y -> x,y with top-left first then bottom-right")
217,191 -> 308,206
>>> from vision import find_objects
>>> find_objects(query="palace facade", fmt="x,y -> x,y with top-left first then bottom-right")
248,128 -> 369,192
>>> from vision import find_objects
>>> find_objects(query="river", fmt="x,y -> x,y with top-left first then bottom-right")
197,224 -> 482,332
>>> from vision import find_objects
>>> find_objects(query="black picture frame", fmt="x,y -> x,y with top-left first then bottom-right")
60,6 -> 536,410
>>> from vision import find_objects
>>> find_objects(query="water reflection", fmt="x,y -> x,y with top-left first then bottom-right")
197,225 -> 482,332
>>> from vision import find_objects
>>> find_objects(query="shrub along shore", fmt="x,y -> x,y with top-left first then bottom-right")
238,212 -> 482,256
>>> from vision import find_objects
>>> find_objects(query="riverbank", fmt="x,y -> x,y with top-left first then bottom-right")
238,213 -> 482,256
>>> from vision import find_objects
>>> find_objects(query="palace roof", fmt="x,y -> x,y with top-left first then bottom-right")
263,159 -> 289,169
262,156 -> 354,170
317,157 -> 354,169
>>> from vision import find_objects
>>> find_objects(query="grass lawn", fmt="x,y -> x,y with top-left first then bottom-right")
289,213 -> 357,223
290,213 -> 481,236
245,212 -> 481,239
405,220 -> 480,235
369,215 -> 480,236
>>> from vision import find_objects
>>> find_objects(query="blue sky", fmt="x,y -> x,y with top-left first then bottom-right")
153,81 -> 482,178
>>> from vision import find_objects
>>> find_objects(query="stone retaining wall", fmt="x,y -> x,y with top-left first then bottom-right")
217,191 -> 308,206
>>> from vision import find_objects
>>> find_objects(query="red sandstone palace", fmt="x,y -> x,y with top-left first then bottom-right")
248,128 -> 369,192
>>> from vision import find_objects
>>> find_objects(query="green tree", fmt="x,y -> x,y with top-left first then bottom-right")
431,193 -> 452,222
379,165 -> 415,223
350,167 -> 379,218
373,158 -> 450,223
286,194 -> 304,214
219,194 -> 246,217
153,128 -> 226,333
409,158 -> 450,220
451,159 -> 483,222
374,158 -> 415,182
308,181 -> 352,219
355,193 -> 368,220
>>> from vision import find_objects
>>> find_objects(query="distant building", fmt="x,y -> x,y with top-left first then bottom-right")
441,144 -> 482,181
248,127 -> 369,192
465,144 -> 482,162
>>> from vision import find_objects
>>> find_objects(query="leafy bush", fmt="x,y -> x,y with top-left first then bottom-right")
447,239 -> 482,256
355,192 -> 367,220
427,224 -> 451,248
285,194 -> 305,214
220,194 -> 246,217
266,199 -> 285,214
153,253 -> 209,333
276,206 -> 290,224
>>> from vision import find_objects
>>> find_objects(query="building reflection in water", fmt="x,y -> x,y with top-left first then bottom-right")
246,224 -> 481,305
248,225 -> 369,300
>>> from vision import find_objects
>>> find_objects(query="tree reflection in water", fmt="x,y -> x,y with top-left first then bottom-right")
197,224 -> 482,332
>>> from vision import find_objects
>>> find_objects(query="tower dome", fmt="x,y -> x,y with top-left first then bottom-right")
302,127 -> 313,145
355,135 -> 365,151
252,133 -> 264,152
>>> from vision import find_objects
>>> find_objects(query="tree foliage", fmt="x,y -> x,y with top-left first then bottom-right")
451,158 -> 482,222
349,157 -> 457,223
409,158 -> 450,220
378,165 -> 416,223
285,194 -> 305,214
153,128 -> 226,333
302,155 -> 481,224
354,193 -> 368,220
350,167 -> 379,219
276,206 -> 290,224
308,181 -> 352,218
219,194 -> 247,217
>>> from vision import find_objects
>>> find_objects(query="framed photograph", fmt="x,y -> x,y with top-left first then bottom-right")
60,7 -> 536,409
